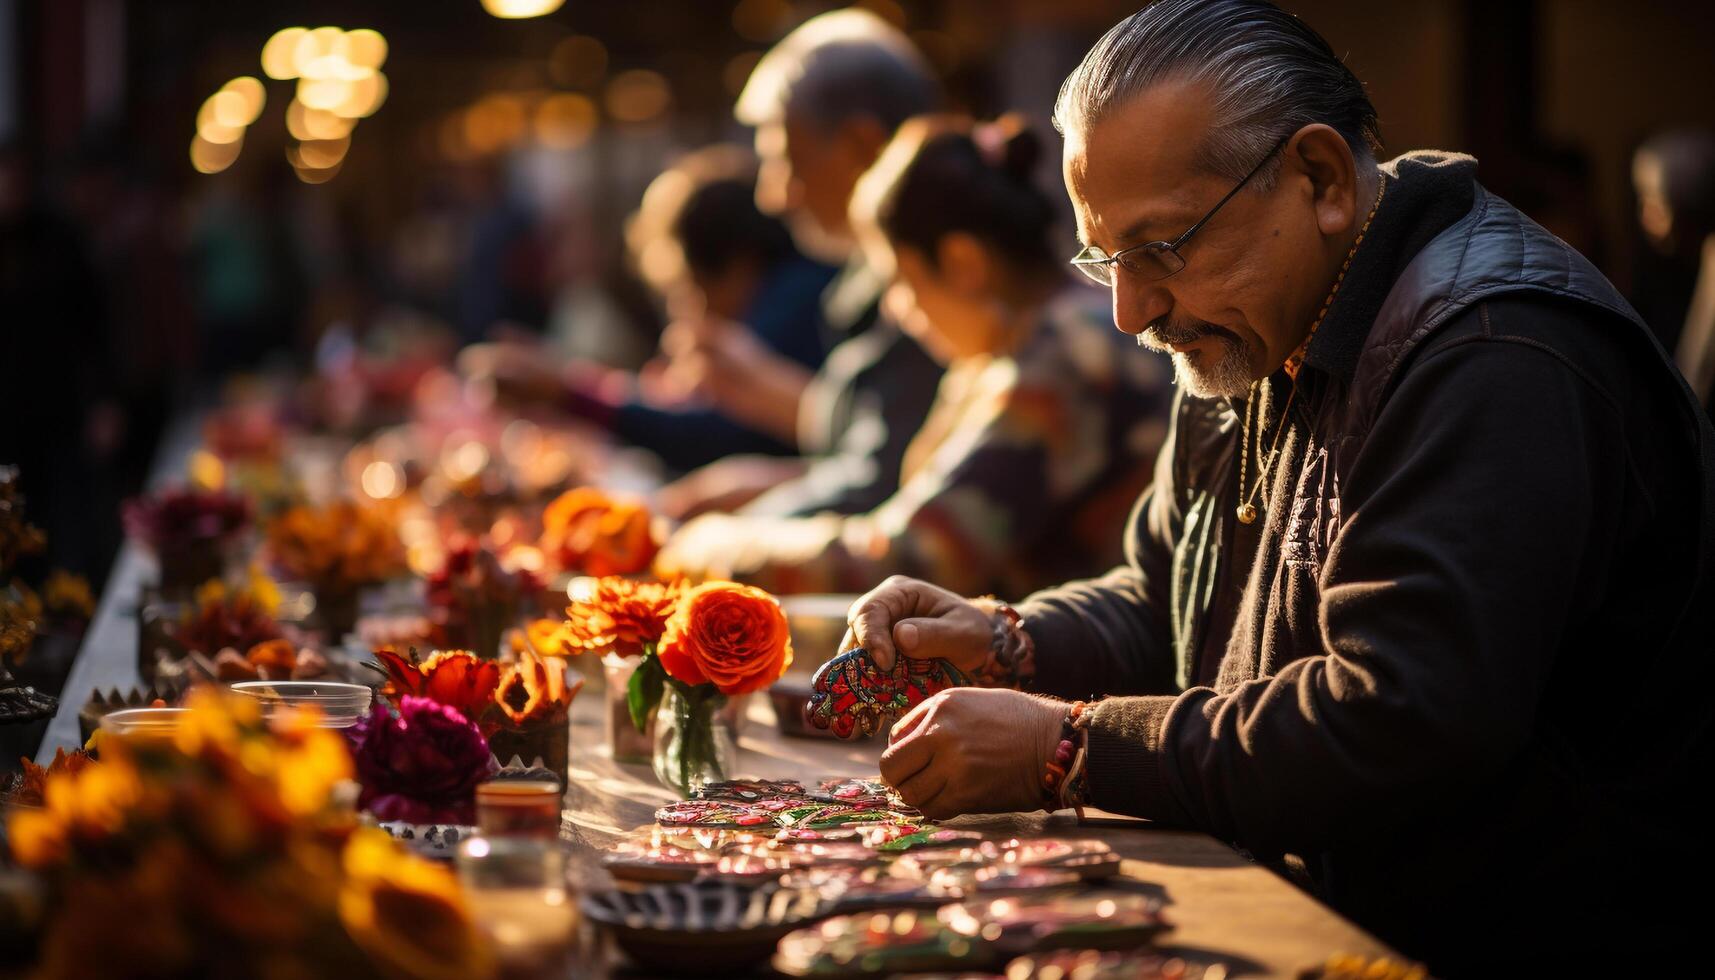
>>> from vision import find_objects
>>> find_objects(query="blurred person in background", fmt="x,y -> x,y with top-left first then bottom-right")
0,140 -> 117,580
463,143 -> 836,472
185,165 -> 307,375
659,117 -> 1171,597
1632,128 -> 1715,410
655,7 -> 945,520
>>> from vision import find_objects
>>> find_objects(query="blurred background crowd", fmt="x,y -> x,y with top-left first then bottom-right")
4,0 -> 1715,596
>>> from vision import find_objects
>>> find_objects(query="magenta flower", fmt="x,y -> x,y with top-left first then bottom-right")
350,696 -> 494,825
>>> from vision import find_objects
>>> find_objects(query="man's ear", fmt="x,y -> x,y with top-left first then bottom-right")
1284,123 -> 1360,238
935,232 -> 992,293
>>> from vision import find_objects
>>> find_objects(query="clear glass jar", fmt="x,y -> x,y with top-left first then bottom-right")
230,680 -> 373,728
455,835 -> 578,973
602,654 -> 655,764
100,707 -> 189,738
651,685 -> 738,796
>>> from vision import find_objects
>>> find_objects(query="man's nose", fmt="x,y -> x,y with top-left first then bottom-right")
1111,275 -> 1173,337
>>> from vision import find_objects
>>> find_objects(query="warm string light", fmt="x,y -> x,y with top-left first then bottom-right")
194,25 -> 389,182
190,76 -> 267,173
480,0 -> 567,18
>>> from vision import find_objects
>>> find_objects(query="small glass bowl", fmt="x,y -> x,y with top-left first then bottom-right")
230,680 -> 373,728
100,707 -> 189,737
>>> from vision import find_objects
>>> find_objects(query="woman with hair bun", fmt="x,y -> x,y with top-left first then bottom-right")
661,116 -> 1171,597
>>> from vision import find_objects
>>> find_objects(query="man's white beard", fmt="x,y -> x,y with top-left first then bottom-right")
1170,341 -> 1257,398
1138,325 -> 1256,398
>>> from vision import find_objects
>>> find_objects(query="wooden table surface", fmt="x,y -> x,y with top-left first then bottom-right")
560,665 -> 1399,978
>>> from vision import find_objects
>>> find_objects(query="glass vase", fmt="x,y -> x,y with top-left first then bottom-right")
651,685 -> 737,797
603,654 -> 654,764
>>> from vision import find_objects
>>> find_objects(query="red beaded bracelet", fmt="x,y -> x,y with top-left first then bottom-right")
1042,701 -> 1087,808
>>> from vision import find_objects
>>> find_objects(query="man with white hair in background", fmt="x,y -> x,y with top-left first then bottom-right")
655,9 -> 947,526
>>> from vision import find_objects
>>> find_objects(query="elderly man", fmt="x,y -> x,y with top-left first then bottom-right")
849,0 -> 1713,971
657,9 -> 946,521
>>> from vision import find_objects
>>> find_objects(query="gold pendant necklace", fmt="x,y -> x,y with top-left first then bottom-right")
1235,175 -> 1386,526
1235,379 -> 1297,524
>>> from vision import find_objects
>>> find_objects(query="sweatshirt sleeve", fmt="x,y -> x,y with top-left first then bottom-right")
1082,326 -> 1630,851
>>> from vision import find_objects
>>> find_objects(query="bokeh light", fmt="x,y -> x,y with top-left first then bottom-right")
292,26 -> 345,78
534,92 -> 597,149
464,94 -> 529,154
287,100 -> 358,141
481,0 -> 567,18
219,77 -> 267,125
297,77 -> 349,112
260,27 -> 306,79
189,133 -> 243,174
723,51 -> 763,97
196,95 -> 245,143
340,28 -> 389,70
548,34 -> 608,89
604,69 -> 671,124
295,136 -> 351,169
731,0 -> 793,42
333,71 -> 388,118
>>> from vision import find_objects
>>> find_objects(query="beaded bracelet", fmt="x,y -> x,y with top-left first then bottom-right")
1042,701 -> 1089,813
1060,705 -> 1093,814
973,598 -> 1036,689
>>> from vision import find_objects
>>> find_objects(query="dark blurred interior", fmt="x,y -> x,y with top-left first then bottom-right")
5,0 -> 1715,586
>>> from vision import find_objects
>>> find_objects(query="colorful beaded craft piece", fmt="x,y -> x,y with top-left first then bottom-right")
804,647 -> 970,739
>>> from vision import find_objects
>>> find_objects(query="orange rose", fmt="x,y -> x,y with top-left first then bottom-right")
657,582 -> 793,696
539,488 -> 658,577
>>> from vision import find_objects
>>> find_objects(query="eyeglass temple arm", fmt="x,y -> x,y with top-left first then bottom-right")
1164,134 -> 1292,251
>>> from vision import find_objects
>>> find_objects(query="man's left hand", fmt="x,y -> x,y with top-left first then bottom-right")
879,688 -> 1066,819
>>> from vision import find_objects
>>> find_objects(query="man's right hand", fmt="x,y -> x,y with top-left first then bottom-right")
842,576 -> 993,674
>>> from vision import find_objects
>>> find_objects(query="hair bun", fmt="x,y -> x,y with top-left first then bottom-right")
992,116 -> 1042,182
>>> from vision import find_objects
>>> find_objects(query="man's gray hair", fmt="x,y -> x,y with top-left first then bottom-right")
736,9 -> 940,132
1053,0 -> 1381,185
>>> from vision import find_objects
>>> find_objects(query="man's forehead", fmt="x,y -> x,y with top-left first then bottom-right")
1064,79 -> 1220,244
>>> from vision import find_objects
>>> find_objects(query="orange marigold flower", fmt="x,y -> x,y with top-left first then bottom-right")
494,648 -> 580,726
266,500 -> 405,591
10,747 -> 93,808
539,487 -> 658,577
559,575 -> 686,658
245,638 -> 298,673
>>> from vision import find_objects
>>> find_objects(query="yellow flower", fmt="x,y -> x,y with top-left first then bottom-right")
172,686 -> 258,759
194,577 -> 229,609
271,711 -> 356,820
339,828 -> 494,980
47,755 -> 142,839
8,806 -> 68,868
248,563 -> 283,617
43,569 -> 95,619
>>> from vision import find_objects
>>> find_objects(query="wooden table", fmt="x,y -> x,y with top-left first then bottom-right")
560,668 -> 1399,977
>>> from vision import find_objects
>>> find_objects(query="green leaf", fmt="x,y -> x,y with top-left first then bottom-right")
628,653 -> 665,733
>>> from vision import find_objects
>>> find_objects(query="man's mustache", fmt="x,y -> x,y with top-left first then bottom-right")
1136,318 -> 1237,351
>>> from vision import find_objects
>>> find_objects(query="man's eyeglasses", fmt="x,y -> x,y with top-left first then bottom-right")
1070,135 -> 1290,287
